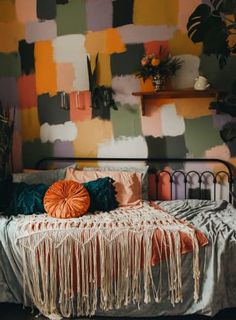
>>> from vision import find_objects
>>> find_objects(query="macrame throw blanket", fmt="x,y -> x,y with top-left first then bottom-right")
16,202 -> 208,318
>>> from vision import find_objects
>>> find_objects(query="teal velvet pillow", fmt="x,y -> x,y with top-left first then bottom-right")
7,182 -> 49,215
83,177 -> 118,213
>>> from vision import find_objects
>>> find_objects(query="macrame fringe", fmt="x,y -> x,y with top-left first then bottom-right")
16,204 -> 202,318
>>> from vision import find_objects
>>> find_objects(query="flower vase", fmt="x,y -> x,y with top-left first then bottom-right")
152,74 -> 166,92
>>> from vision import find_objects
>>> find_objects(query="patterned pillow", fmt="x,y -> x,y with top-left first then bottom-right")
44,180 -> 90,218
7,183 -> 49,215
83,177 -> 118,213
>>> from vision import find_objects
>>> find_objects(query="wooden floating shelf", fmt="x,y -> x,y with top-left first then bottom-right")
132,88 -> 218,115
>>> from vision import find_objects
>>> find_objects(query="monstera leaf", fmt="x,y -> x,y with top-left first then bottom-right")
187,4 -> 212,43
187,1 -> 235,67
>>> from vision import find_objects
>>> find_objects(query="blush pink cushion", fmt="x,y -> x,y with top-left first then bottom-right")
66,168 -> 142,208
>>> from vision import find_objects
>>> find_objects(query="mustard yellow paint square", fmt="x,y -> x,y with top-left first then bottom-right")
133,0 -> 178,25
0,0 -> 16,22
90,53 -> 112,86
169,30 -> 203,56
21,107 -> 41,141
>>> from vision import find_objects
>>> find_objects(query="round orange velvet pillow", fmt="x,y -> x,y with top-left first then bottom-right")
44,180 -> 90,218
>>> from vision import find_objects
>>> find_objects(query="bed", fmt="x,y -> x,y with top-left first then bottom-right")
0,157 -> 236,319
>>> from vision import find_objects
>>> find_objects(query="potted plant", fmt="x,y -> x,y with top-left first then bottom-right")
136,47 -> 183,91
87,54 -> 117,120
187,0 -> 236,116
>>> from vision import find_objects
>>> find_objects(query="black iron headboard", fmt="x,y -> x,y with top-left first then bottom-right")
35,157 -> 235,204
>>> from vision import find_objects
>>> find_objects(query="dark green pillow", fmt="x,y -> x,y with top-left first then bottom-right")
83,177 -> 118,213
7,182 -> 49,215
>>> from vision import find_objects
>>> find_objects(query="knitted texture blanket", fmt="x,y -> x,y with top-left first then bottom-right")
16,202 -> 208,318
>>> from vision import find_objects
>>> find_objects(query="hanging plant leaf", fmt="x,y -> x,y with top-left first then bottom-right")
187,4 -> 212,43
87,56 -> 94,92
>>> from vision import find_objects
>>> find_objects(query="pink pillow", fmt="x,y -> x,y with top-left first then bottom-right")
65,168 -> 142,208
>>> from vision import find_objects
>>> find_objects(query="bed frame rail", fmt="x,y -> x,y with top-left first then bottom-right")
35,157 -> 235,204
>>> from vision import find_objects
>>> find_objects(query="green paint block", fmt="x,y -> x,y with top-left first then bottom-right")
185,116 -> 222,157
56,0 -> 86,35
22,139 -> 54,169
200,54 -> 236,92
111,103 -> 142,138
0,53 -> 21,78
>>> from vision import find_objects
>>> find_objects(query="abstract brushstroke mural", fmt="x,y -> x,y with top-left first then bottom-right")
0,0 -> 235,170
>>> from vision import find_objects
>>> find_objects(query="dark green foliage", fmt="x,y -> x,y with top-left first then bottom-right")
187,0 -> 236,116
187,1 -> 236,68
0,102 -> 14,181
87,54 -> 118,120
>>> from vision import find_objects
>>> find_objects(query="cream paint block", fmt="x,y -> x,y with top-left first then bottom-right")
15,0 -> 37,23
98,135 -> 148,159
25,20 -> 57,43
40,121 -> 78,143
160,104 -> 185,137
112,75 -> 141,105
53,35 -> 89,91
171,55 -> 200,89
118,25 -> 176,44
72,55 -> 90,91
53,35 -> 87,63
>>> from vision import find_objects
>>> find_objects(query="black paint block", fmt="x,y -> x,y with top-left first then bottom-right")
220,122 -> 236,142
145,135 -> 188,169
37,0 -> 56,20
113,0 -> 133,27
92,105 -> 110,121
226,139 -> 236,157
22,139 -> 54,169
56,0 -> 68,3
19,40 -> 35,75
111,44 -> 145,76
38,93 -> 70,125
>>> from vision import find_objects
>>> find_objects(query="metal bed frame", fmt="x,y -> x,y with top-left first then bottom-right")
36,157 -> 235,205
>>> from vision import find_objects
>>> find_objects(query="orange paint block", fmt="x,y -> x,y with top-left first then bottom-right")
0,21 -> 25,53
35,41 -> 57,96
85,30 -> 106,54
175,98 -> 212,119
70,91 -> 92,122
105,28 -> 125,54
21,107 -> 40,141
73,118 -> 113,157
133,0 -> 178,25
56,63 -> 75,93
17,74 -> 37,109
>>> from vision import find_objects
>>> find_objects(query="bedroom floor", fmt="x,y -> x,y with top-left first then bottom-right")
1,304 -> 236,320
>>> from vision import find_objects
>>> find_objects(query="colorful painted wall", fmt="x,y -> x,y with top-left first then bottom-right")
0,0 -> 236,171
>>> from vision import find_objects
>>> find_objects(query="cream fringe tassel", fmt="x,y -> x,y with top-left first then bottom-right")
16,203 -> 202,318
